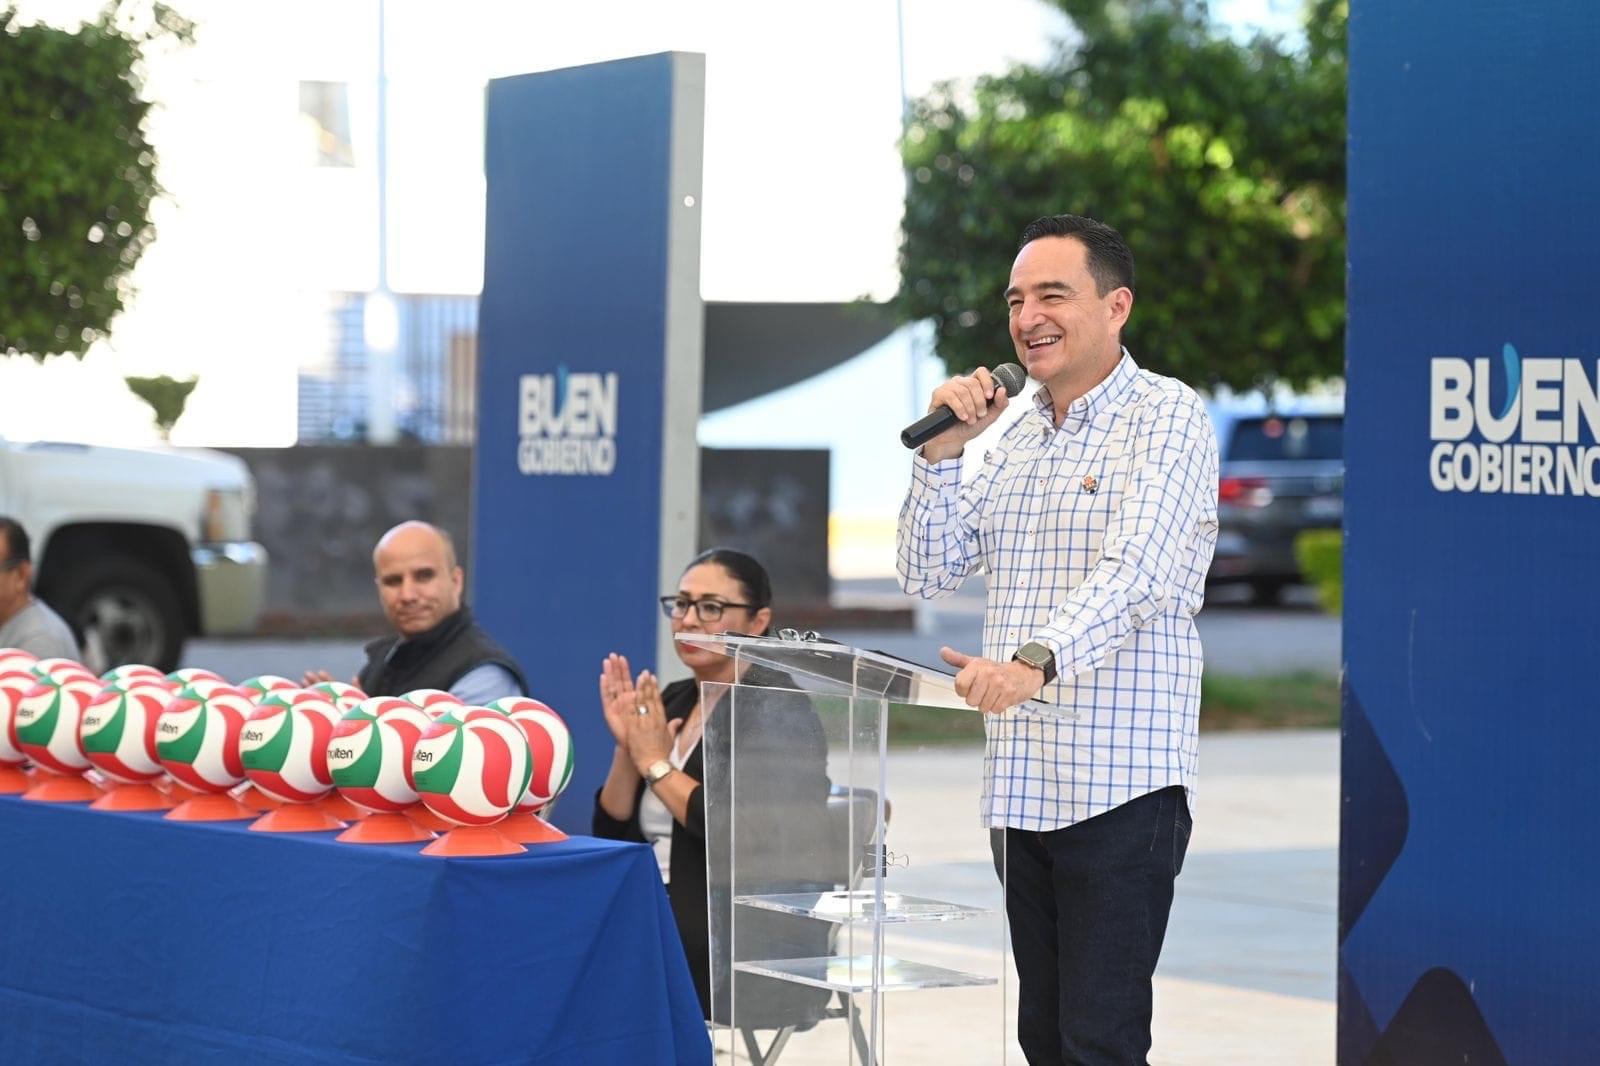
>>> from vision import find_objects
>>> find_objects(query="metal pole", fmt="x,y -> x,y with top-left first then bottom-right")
896,0 -> 922,425
366,0 -> 399,444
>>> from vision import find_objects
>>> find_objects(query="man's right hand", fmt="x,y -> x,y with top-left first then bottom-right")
920,367 -> 1013,462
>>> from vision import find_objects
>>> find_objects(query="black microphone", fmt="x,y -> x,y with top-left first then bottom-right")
900,363 -> 1027,449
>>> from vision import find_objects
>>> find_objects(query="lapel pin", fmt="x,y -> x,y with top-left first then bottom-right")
1081,475 -> 1099,494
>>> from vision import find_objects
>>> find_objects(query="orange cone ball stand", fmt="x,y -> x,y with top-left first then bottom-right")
497,811 -> 568,844
91,782 -> 175,812
406,803 -> 454,831
336,811 -> 436,844
249,804 -> 347,833
165,792 -> 256,821
318,792 -> 366,821
420,824 -> 526,857
21,769 -> 102,803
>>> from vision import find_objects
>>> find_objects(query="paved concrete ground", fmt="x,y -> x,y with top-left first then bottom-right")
703,730 -> 1337,1064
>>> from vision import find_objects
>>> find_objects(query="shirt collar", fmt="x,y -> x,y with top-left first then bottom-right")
1032,348 -> 1139,434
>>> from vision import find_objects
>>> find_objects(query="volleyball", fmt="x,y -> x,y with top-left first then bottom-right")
12,677 -> 101,775
327,697 -> 433,813
487,697 -> 575,812
155,687 -> 255,793
253,688 -> 342,721
0,648 -> 39,676
79,684 -> 169,784
30,658 -> 96,684
166,667 -> 226,688
0,674 -> 36,767
309,681 -> 367,713
101,664 -> 167,688
238,675 -> 298,699
239,698 -> 340,803
411,712 -> 532,826
172,676 -> 241,704
399,688 -> 464,717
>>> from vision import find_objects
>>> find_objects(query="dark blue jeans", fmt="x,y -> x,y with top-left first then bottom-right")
990,786 -> 1192,1066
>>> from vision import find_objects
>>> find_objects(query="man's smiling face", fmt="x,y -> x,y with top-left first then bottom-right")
1005,235 -> 1130,395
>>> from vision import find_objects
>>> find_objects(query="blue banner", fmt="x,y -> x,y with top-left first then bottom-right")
473,54 -> 705,833
1343,3 -> 1600,1062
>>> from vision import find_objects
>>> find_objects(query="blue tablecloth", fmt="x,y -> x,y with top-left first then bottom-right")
0,796 -> 711,1065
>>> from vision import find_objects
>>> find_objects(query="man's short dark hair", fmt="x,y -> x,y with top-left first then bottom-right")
0,517 -> 29,568
1019,214 -> 1135,297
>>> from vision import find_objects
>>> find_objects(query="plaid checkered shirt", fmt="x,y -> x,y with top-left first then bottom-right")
897,353 -> 1220,831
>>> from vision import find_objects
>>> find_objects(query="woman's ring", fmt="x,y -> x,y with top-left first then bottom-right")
635,706 -> 651,716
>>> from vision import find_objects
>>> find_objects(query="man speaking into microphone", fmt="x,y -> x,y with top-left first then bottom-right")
896,214 -> 1219,1066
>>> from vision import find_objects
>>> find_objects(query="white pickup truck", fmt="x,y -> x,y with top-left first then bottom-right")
0,436 -> 268,671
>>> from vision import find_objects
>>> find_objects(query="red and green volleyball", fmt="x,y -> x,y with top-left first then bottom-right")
309,681 -> 367,712
101,664 -> 167,688
0,675 -> 36,767
239,698 -> 340,803
155,687 -> 254,793
0,648 -> 39,676
238,674 -> 297,699
166,667 -> 226,688
399,688 -> 464,717
79,684 -> 170,784
31,657 -> 95,685
411,713 -> 532,826
488,697 -> 576,812
327,697 -> 433,813
13,677 -> 101,775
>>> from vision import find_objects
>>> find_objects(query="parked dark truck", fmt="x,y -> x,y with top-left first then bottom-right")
0,436 -> 268,671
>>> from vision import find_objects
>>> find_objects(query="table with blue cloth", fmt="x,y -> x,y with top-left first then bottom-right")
0,795 -> 711,1065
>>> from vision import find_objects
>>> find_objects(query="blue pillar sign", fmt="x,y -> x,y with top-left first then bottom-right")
473,53 -> 705,833
1343,3 -> 1599,1062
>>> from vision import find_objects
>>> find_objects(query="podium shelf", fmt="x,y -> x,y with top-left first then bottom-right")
734,954 -> 997,994
734,890 -> 992,924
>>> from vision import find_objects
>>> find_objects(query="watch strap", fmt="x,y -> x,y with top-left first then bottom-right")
1012,641 -> 1058,686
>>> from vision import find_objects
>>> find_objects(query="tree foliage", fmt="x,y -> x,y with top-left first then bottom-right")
0,2 -> 193,361
124,373 -> 197,439
896,0 -> 1347,391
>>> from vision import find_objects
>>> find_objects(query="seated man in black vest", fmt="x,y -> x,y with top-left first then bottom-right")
304,521 -> 527,704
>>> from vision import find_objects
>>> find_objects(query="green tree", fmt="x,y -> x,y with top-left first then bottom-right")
124,373 -> 198,440
0,2 -> 193,361
897,0 -> 1347,391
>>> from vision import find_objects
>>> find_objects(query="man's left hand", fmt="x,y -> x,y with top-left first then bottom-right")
939,646 -> 1046,714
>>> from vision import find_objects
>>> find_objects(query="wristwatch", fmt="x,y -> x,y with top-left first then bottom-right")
1012,641 -> 1058,686
644,759 -> 676,785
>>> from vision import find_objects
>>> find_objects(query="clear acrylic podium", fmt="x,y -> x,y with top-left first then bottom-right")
683,632 -> 1017,1064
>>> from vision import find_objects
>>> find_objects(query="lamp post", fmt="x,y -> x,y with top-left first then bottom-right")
365,0 -> 398,444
